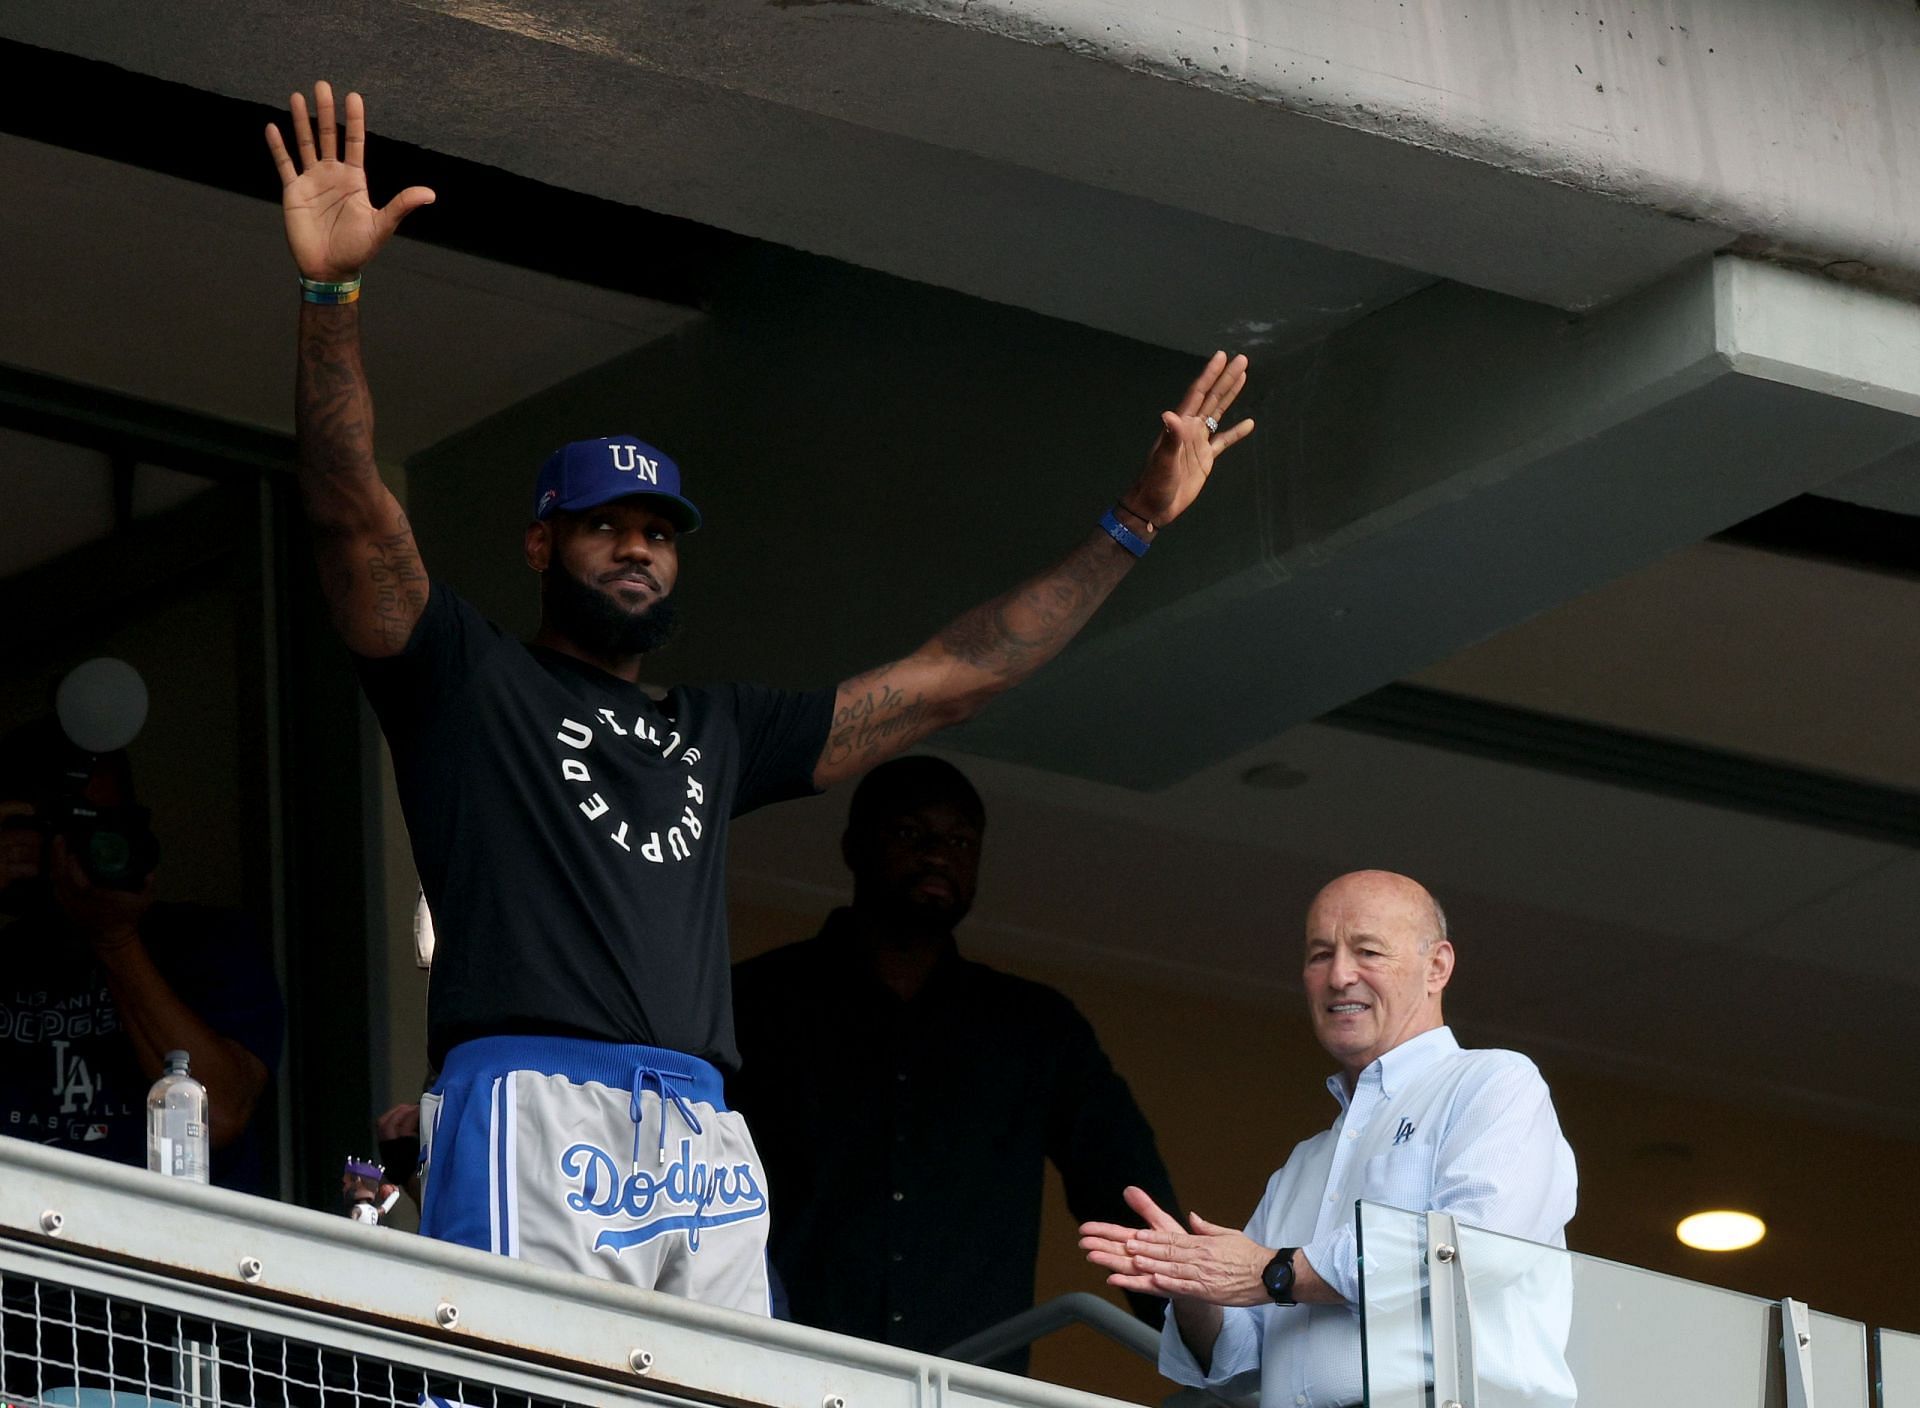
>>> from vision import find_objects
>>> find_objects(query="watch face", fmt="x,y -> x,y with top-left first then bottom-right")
1262,1250 -> 1295,1303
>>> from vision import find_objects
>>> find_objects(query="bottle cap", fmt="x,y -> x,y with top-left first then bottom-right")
164,1049 -> 190,1073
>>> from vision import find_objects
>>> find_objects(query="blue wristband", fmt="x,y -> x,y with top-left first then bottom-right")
1099,508 -> 1151,558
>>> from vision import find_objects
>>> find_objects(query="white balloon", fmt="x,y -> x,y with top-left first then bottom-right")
55,658 -> 149,754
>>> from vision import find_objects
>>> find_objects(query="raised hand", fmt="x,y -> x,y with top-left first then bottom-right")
1127,352 -> 1255,527
264,81 -> 435,281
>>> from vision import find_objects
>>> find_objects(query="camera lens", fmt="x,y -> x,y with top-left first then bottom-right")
88,830 -> 133,884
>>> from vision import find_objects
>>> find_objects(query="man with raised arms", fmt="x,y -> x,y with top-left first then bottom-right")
265,82 -> 1253,1313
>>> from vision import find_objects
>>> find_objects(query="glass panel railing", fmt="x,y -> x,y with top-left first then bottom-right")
1879,1328 -> 1920,1407
1456,1217 -> 1788,1408
1359,1202 -> 1869,1408
1812,1310 -> 1870,1408
1355,1198 -> 1429,1408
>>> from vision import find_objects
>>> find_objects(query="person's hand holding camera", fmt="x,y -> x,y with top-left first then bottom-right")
50,835 -> 155,954
0,801 -> 39,894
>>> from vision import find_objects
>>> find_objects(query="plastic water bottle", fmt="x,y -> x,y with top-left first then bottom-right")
146,1050 -> 209,1183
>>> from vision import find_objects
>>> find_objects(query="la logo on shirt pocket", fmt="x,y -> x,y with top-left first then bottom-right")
1361,1140 -> 1436,1210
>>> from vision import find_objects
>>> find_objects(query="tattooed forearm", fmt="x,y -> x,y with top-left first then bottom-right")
293,301 -> 428,655
295,303 -> 381,518
814,528 -> 1139,787
823,678 -> 942,772
934,531 -> 1133,681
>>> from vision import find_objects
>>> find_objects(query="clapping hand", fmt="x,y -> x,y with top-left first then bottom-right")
1080,1185 -> 1273,1306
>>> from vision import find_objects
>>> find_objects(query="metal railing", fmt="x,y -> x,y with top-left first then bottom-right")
0,1140 -> 1144,1408
940,1295 -> 1159,1370
14,1143 -> 1919,1408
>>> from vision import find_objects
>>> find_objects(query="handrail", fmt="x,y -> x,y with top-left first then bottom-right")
0,1139 -> 1141,1408
941,1292 -> 1161,1366
940,1295 -> 1258,1408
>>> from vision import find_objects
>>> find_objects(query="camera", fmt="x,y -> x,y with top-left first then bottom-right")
7,800 -> 160,892
0,658 -> 159,898
0,761 -> 161,893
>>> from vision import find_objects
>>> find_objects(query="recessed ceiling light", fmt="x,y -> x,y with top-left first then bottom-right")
1676,1210 -> 1766,1252
1240,762 -> 1310,790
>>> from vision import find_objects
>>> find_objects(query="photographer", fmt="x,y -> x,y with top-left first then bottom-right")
0,719 -> 283,1193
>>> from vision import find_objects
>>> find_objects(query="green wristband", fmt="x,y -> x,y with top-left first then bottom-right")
300,274 -> 363,305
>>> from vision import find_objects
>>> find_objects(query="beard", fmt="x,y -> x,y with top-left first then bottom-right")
543,561 -> 682,659
873,876 -> 973,934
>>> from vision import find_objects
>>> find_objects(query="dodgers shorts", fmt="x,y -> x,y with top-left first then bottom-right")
418,1035 -> 771,1314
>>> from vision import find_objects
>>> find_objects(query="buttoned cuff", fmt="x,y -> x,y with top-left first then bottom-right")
1158,1302 -> 1262,1387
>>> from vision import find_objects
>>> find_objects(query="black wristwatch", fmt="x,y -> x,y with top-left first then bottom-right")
1261,1247 -> 1300,1305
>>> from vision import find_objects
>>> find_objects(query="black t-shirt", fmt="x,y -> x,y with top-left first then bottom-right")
357,582 -> 833,1070
0,902 -> 284,1193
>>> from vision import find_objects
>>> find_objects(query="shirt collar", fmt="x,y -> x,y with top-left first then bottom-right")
1325,1025 -> 1459,1109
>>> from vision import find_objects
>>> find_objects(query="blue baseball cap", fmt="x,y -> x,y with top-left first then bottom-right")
532,435 -> 702,532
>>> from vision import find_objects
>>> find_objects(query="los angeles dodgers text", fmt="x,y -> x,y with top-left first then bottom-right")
562,1137 -> 767,1253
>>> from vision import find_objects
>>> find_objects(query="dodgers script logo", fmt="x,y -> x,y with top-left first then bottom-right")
561,1138 -> 767,1253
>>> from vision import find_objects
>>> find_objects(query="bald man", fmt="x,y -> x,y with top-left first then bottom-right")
1080,871 -> 1577,1408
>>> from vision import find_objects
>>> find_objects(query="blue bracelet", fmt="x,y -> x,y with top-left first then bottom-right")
1099,508 -> 1151,558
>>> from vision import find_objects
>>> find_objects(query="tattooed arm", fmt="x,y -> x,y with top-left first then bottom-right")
814,352 -> 1255,789
267,82 -> 437,657
296,302 -> 425,654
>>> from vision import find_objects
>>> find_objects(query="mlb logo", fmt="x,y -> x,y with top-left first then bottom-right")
83,1124 -> 109,1142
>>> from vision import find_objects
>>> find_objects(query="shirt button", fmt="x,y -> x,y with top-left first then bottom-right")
1295,1397 -> 1306,1406
891,1252 -> 905,1263
893,1191 -> 905,1202
896,1071 -> 909,1082
890,1312 -> 904,1324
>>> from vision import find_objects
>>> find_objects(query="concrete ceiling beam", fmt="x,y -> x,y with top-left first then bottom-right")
24,0 -> 1916,358
953,256 -> 1920,785
1819,445 -> 1920,519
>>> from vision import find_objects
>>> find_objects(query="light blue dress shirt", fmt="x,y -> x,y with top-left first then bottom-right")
1158,1027 -> 1577,1408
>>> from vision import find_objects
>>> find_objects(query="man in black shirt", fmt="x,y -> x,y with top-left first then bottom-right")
733,758 -> 1177,1367
265,81 -> 1251,1310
